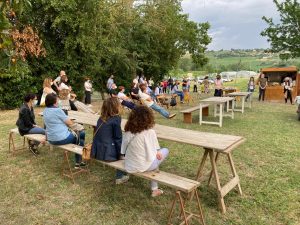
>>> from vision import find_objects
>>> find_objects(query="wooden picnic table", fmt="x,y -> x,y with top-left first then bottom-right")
199,97 -> 235,127
66,110 -> 244,213
228,92 -> 253,113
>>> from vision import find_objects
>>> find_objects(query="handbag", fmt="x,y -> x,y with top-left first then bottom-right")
40,93 -> 46,106
82,122 -> 103,161
170,97 -> 177,106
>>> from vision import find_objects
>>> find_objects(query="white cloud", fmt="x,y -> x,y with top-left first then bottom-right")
182,0 -> 280,50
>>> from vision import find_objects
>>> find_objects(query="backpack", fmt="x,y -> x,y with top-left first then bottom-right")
170,97 -> 177,106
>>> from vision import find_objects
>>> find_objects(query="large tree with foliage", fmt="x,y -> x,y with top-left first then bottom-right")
261,0 -> 300,59
1,0 -> 211,108
0,0 -> 45,109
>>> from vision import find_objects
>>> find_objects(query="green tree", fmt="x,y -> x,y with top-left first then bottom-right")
261,0 -> 300,59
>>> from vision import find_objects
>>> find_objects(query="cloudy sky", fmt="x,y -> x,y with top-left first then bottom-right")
181,0 -> 281,50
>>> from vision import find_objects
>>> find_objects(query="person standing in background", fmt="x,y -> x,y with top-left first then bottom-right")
245,76 -> 255,101
283,77 -> 293,104
192,79 -> 197,92
214,74 -> 223,97
53,70 -> 66,92
258,73 -> 267,101
107,74 -> 114,93
162,80 -> 167,94
84,77 -> 92,106
203,76 -> 210,94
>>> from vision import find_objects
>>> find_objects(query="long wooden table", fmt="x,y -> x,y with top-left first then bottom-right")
228,92 -> 253,113
67,110 -> 244,213
199,97 -> 235,127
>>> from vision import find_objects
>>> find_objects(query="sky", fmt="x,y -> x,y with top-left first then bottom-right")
181,0 -> 281,50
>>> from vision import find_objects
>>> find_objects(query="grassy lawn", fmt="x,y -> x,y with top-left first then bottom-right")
0,79 -> 299,224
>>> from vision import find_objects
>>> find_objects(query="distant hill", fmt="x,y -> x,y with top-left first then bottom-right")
172,49 -> 300,77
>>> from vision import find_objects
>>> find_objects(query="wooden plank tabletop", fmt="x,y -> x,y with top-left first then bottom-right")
228,92 -> 252,97
121,120 -> 244,152
200,97 -> 235,104
43,110 -> 244,152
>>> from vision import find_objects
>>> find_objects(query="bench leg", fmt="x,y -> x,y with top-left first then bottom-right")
62,151 -> 90,184
62,151 -> 76,184
167,190 -> 205,225
8,132 -> 27,156
183,113 -> 192,123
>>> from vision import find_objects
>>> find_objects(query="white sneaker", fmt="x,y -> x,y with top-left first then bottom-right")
115,175 -> 129,184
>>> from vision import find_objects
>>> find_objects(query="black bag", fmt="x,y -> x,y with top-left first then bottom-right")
170,97 -> 177,106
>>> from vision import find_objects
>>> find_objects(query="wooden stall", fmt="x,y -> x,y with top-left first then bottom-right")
260,66 -> 300,102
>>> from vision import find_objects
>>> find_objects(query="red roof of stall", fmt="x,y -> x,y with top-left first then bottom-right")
261,66 -> 298,72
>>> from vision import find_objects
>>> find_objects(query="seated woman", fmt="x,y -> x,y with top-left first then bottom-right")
43,93 -> 85,169
16,93 -> 46,155
139,83 -> 176,119
91,97 -> 129,184
117,86 -> 136,110
58,75 -> 78,112
121,106 -> 169,197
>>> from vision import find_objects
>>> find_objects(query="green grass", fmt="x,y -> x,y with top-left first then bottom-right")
0,80 -> 299,224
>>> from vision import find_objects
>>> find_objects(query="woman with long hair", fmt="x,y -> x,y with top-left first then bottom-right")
40,78 -> 56,106
121,106 -> 169,197
91,97 -> 129,184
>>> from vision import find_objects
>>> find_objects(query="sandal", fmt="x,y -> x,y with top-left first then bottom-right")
151,189 -> 164,197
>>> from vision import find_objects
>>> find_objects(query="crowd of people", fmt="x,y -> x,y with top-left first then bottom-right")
15,71 -> 299,197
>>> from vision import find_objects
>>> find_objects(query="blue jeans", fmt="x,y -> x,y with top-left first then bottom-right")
28,127 -> 46,145
175,91 -> 184,101
116,170 -> 127,179
121,100 -> 136,110
49,131 -> 85,163
150,103 -> 170,118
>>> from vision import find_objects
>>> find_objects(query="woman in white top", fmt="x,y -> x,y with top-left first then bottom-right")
121,106 -> 169,197
40,78 -> 56,106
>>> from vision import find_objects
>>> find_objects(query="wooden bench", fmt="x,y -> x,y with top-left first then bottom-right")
180,105 -> 209,123
8,129 -> 88,183
100,159 -> 205,225
56,144 -> 89,184
8,128 -> 52,155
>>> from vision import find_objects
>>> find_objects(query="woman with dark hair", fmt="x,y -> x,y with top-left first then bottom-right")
121,106 -> 169,197
43,93 -> 85,169
91,97 -> 129,184
16,93 -> 46,155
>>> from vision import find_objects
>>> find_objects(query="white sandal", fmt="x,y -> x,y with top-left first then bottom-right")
151,189 -> 164,197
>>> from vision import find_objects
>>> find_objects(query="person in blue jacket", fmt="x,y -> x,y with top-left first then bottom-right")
91,97 -> 129,184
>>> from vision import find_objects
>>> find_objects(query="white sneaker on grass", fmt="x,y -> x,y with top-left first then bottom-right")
115,175 -> 130,184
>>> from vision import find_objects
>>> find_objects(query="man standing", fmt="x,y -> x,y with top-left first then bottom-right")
53,70 -> 66,92
258,73 -> 267,101
107,74 -> 114,92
